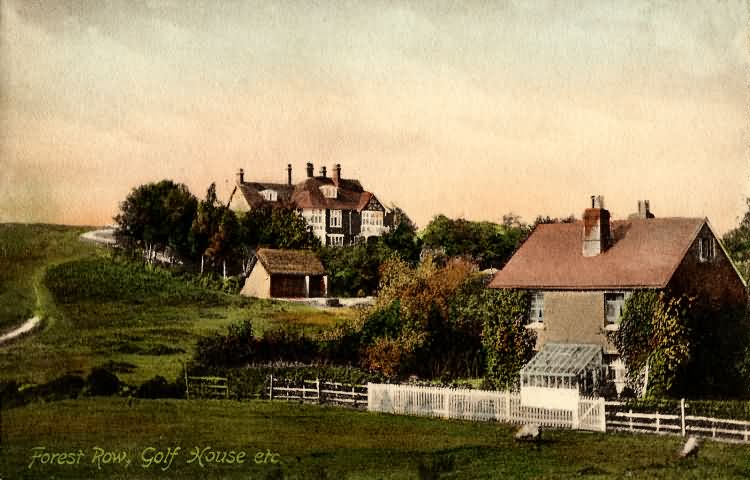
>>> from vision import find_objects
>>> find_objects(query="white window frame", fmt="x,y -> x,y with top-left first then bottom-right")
604,292 -> 626,330
329,209 -> 342,228
528,291 -> 544,327
362,210 -> 383,226
320,185 -> 338,199
327,234 -> 344,246
260,189 -> 278,202
698,237 -> 715,262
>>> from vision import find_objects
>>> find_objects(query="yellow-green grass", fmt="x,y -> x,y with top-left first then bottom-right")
3,397 -> 750,479
0,224 -> 347,385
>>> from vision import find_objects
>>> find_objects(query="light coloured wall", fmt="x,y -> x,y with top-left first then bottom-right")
240,262 -> 271,298
534,291 -> 618,354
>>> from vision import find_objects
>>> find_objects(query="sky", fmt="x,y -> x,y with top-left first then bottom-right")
1,0 -> 749,233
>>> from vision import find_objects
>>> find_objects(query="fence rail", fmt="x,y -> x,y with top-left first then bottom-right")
186,376 -> 229,399
366,383 -> 606,432
268,376 -> 368,407
606,399 -> 750,443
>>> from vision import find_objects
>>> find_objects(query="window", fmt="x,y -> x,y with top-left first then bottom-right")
327,234 -> 344,246
362,210 -> 383,226
529,292 -> 544,324
320,185 -> 338,199
329,209 -> 342,228
698,237 -> 715,262
260,189 -> 278,202
303,209 -> 325,232
605,293 -> 626,327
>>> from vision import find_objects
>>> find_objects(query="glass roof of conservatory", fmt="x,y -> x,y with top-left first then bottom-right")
521,343 -> 602,378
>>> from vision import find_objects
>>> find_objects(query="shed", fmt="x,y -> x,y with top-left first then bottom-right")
240,249 -> 327,299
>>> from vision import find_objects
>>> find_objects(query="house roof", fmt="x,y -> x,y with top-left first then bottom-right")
255,248 -> 325,276
235,182 -> 295,209
291,177 -> 380,212
489,217 -> 706,290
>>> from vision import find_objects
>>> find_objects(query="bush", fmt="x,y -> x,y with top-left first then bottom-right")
0,375 -> 86,408
136,375 -> 185,399
86,368 -> 121,396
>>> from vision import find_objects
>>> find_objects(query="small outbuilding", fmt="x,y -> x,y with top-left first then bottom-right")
240,248 -> 327,299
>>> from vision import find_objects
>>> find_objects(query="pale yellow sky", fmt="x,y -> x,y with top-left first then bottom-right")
1,0 -> 749,233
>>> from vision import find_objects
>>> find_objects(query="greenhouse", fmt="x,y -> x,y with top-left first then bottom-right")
520,343 -> 603,393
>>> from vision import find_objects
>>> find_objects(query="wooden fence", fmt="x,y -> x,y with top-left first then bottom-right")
606,400 -> 750,443
268,375 -> 368,407
367,383 -> 606,432
186,376 -> 229,399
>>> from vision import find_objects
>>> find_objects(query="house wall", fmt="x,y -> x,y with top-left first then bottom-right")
534,291 -> 618,354
667,224 -> 747,308
240,262 -> 271,298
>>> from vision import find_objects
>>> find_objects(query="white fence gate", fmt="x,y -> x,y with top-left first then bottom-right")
367,383 -> 605,432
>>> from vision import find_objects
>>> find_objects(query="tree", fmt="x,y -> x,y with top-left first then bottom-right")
190,183 -> 224,273
114,180 -> 198,261
722,198 -> 750,282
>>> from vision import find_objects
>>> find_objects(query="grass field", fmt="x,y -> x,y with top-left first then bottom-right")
3,397 -> 750,479
0,224 -> 352,385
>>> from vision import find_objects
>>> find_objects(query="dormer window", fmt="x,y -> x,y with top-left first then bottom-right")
698,237 -> 715,262
260,189 -> 278,202
320,185 -> 338,199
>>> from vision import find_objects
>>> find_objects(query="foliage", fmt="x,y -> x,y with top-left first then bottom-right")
114,179 -> 198,259
722,197 -> 750,282
479,289 -> 536,390
85,368 -> 121,396
610,291 -> 692,397
240,206 -> 320,251
420,215 -> 526,269
136,375 -> 185,399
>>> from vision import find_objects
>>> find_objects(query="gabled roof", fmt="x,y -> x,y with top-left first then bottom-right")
255,248 -> 325,276
236,182 -> 295,209
291,177 -> 380,212
489,217 -> 706,290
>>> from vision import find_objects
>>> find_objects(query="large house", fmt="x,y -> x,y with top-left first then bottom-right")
228,163 -> 393,246
489,196 -> 747,396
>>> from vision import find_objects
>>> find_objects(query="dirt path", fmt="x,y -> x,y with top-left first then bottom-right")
0,315 -> 41,345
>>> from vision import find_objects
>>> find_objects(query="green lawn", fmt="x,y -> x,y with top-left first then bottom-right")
0,224 -> 352,385
2,397 -> 750,479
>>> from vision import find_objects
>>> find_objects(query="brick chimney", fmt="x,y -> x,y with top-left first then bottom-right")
306,162 -> 314,178
287,164 -> 292,185
582,195 -> 611,257
319,166 -> 327,178
236,168 -> 244,185
332,164 -> 341,185
637,200 -> 654,219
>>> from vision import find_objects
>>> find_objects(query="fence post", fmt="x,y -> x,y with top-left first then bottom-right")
269,374 -> 274,401
352,384 -> 357,408
629,409 -> 633,432
184,362 -> 190,400
316,378 -> 321,404
680,398 -> 686,437
505,392 -> 511,423
572,399 -> 580,430
656,410 -> 660,433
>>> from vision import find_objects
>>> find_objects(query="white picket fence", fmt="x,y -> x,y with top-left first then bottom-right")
367,383 -> 606,432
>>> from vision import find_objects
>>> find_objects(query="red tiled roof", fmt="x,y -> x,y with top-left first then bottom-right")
256,248 -> 325,275
290,177 -> 377,211
236,183 -> 295,209
488,218 -> 706,290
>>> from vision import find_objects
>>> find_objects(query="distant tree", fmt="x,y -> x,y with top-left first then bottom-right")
532,214 -> 577,227
421,215 -> 525,269
205,208 -> 241,278
238,206 -> 319,251
114,180 -> 198,261
190,183 -> 224,273
722,198 -> 750,282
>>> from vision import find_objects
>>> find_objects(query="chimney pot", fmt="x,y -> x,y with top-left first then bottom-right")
582,195 -> 610,257
287,164 -> 292,185
319,166 -> 327,178
333,163 -> 341,185
236,168 -> 244,185
306,162 -> 314,178
637,200 -> 654,219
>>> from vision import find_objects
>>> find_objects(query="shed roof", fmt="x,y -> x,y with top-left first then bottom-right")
521,343 -> 602,378
489,218 -> 706,290
256,248 -> 325,276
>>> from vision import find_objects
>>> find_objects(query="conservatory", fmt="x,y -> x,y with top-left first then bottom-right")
520,343 -> 603,409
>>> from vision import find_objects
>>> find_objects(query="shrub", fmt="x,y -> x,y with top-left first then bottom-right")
86,368 -> 121,396
136,375 -> 185,399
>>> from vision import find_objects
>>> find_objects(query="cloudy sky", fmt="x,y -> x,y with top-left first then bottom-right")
1,0 -> 748,232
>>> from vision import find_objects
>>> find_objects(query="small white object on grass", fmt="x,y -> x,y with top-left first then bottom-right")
514,423 -> 540,441
680,436 -> 700,458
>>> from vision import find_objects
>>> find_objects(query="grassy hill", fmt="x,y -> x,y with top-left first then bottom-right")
0,224 -> 351,384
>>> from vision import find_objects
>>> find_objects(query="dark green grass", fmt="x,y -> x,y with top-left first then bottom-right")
2,397 -> 750,479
